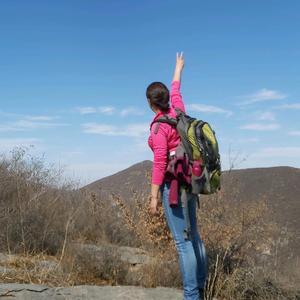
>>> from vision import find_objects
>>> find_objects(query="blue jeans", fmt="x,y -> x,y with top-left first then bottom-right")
160,181 -> 208,300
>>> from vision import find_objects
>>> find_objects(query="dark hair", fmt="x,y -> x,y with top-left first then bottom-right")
146,82 -> 170,112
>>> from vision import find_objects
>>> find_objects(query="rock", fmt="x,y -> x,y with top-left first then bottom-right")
0,283 -> 183,299
0,253 -> 18,276
69,243 -> 153,266
118,246 -> 153,265
67,243 -> 155,285
0,284 -> 48,300
0,253 -> 7,264
0,253 -> 63,275
0,253 -> 16,265
35,260 -> 63,273
0,266 -> 16,275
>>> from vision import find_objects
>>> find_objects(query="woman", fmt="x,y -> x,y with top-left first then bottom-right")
146,52 -> 207,300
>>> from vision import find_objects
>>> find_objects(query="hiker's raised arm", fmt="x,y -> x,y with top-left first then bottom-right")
171,52 -> 185,112
173,52 -> 184,82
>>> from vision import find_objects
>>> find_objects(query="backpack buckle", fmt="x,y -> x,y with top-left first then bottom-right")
168,150 -> 176,160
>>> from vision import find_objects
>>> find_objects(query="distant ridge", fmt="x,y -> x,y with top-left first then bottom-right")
82,162 -> 300,270
82,160 -> 152,200
83,162 -> 300,211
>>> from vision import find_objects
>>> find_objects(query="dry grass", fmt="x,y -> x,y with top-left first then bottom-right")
0,147 -> 80,255
110,168 -> 299,299
0,147 -> 299,299
0,253 -> 68,286
111,192 -> 174,252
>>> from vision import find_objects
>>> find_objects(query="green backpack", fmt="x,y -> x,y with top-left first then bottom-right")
152,108 -> 221,195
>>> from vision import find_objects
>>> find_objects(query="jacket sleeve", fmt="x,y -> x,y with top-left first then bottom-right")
170,80 -> 185,113
150,123 -> 168,185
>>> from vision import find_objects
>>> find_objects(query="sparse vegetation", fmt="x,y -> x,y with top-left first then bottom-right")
0,147 -> 299,299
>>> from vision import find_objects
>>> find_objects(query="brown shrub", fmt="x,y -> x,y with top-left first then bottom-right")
199,170 -> 284,300
0,147 -> 299,299
0,148 -> 79,255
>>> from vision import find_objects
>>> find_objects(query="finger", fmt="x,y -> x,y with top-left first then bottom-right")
176,52 -> 179,60
151,206 -> 157,214
180,51 -> 184,58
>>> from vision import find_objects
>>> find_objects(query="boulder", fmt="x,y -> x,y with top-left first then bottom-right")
0,283 -> 183,299
35,259 -> 63,273
0,253 -> 17,265
66,243 -> 155,285
0,266 -> 16,275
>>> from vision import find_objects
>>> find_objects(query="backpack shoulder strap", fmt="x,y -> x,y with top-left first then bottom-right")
150,115 -> 177,134
174,107 -> 184,115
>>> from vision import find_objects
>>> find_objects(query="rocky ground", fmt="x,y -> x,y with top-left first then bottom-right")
0,284 -> 183,299
0,246 -> 183,299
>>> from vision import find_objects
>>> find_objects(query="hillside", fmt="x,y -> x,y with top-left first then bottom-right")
83,160 -> 152,201
84,162 -> 300,227
83,162 -> 300,282
84,163 -> 300,234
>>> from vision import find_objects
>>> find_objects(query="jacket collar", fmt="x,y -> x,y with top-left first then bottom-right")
152,108 -> 170,122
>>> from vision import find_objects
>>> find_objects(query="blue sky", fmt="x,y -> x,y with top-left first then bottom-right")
1,0 -> 300,185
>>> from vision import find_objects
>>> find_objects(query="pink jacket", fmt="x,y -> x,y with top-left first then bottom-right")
148,80 -> 186,185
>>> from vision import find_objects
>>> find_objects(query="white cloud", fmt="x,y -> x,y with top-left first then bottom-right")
239,89 -> 287,105
82,122 -> 149,137
0,119 -> 69,132
275,103 -> 300,110
16,120 -> 68,130
288,131 -> 300,136
0,138 -> 41,151
76,105 -> 143,117
125,123 -> 149,137
120,107 -> 144,117
0,112 -> 67,132
82,124 -> 116,135
240,123 -> 280,131
219,137 -> 260,144
187,104 -> 233,117
253,147 -> 300,158
98,106 -> 115,115
257,111 -> 276,121
76,106 -> 115,115
0,124 -> 22,132
0,111 -> 59,121
238,137 -> 260,143
60,151 -> 83,158
223,146 -> 300,170
76,107 -> 98,114
25,115 -> 57,121
0,110 -> 22,118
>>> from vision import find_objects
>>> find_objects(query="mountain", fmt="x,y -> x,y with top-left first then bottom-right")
82,160 -> 152,201
82,162 -> 300,283
220,166 -> 300,236
83,162 -> 300,243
